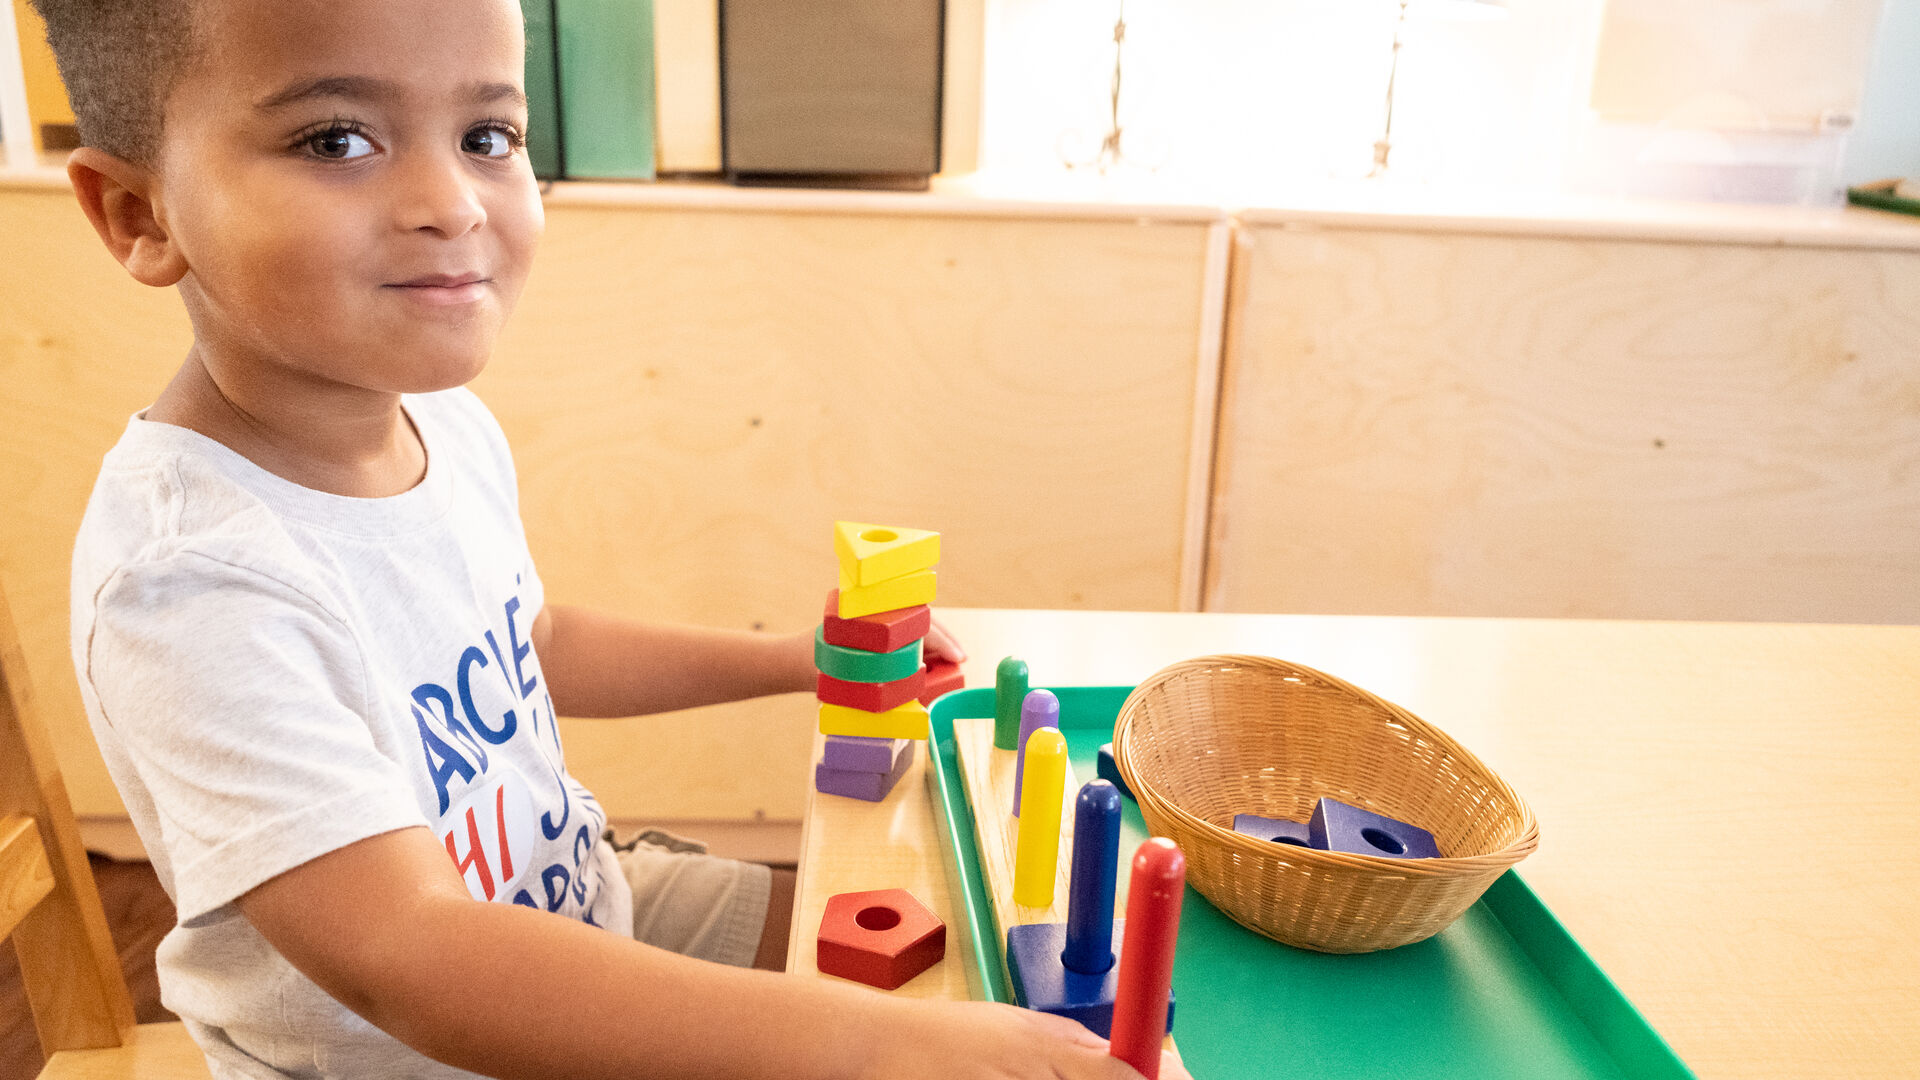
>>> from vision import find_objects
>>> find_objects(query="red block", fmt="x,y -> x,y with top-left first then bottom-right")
919,658 -> 966,705
823,589 -> 930,654
818,668 -> 927,712
816,888 -> 946,990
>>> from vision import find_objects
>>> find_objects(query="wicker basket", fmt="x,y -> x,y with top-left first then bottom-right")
1113,654 -> 1538,953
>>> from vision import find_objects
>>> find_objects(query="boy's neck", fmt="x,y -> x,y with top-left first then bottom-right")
145,347 -> 430,499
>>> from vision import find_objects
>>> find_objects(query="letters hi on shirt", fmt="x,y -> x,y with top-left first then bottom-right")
409,584 -> 613,925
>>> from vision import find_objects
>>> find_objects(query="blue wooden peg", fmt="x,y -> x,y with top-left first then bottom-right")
1064,781 -> 1122,974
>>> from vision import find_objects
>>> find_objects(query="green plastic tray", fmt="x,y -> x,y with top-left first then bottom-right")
928,686 -> 1695,1080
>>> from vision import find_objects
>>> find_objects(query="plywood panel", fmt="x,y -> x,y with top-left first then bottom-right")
0,187 -> 194,823
484,204 -> 1211,819
1209,223 -> 1920,623
0,185 -> 1211,827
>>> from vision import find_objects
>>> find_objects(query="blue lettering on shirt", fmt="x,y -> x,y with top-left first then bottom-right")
414,582 -> 616,928
504,596 -> 539,699
456,645 -> 518,745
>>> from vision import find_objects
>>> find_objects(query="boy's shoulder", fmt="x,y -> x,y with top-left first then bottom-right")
72,387 -> 513,611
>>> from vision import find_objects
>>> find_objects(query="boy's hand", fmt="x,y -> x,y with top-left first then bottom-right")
925,614 -> 968,666
862,999 -> 1190,1080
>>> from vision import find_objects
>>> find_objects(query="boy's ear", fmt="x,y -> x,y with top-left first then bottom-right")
66,148 -> 189,288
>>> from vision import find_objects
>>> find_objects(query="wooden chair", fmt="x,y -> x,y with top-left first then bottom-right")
0,582 -> 210,1078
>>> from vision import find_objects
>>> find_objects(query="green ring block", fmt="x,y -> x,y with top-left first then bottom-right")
815,627 -> 924,684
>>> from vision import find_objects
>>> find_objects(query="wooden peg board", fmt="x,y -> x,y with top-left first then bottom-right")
952,716 -> 1182,1064
952,715 -> 1103,935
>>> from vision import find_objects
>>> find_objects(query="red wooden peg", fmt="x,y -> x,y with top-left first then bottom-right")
1108,837 -> 1184,1080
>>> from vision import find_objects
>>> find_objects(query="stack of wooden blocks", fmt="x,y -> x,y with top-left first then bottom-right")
813,521 -> 964,802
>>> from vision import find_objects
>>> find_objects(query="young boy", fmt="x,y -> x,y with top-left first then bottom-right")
37,0 -> 1185,1077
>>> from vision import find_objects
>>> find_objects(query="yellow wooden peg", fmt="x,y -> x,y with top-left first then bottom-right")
818,699 -> 930,740
834,521 -> 941,588
837,566 -> 937,619
1013,727 -> 1067,907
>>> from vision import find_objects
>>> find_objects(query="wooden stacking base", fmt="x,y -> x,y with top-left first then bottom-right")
951,716 -> 1180,1063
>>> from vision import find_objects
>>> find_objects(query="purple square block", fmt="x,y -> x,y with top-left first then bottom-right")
815,739 -> 915,802
822,735 -> 907,773
1231,813 -> 1311,847
1307,798 -> 1442,859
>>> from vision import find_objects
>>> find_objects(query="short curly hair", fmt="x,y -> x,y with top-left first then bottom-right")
26,0 -> 198,164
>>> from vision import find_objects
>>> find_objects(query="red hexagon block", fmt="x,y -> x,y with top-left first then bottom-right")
817,888 -> 946,990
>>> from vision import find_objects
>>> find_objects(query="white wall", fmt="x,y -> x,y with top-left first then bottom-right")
976,0 -> 1919,201
1846,0 -> 1920,182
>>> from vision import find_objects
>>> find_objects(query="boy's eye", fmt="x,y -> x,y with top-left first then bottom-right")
306,127 -> 375,160
462,125 -> 520,158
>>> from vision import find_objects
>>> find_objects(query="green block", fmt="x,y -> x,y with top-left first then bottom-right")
520,0 -> 562,180
814,627 -> 923,684
555,0 -> 656,179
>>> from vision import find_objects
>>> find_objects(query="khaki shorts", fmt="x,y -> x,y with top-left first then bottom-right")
607,828 -> 771,968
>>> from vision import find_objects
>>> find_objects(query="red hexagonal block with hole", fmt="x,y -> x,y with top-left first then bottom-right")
816,888 -> 946,990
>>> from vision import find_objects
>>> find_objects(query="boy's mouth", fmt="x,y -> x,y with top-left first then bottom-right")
385,273 -> 491,307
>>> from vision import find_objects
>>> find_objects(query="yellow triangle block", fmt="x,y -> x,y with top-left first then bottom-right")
837,566 -> 937,619
834,521 -> 941,588
819,700 -> 930,740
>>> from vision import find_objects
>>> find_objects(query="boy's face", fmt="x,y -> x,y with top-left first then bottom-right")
154,0 -> 541,396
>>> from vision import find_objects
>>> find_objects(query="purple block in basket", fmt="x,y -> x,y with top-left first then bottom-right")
1096,743 -> 1133,801
1307,798 -> 1442,859
815,739 -> 916,802
822,735 -> 908,774
1232,814 -> 1311,847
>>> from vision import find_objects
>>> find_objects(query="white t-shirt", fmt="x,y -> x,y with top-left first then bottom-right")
70,388 -> 632,1079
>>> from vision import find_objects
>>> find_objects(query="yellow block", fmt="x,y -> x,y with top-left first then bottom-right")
836,566 -> 937,618
1013,728 -> 1067,907
818,699 -> 930,740
834,520 -> 941,587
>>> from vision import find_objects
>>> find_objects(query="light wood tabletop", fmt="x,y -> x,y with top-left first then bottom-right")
787,608 -> 1920,1080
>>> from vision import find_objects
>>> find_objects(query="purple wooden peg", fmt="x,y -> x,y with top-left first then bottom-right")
1012,689 -> 1061,817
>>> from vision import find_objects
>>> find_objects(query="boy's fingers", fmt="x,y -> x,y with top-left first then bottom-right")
924,615 -> 967,663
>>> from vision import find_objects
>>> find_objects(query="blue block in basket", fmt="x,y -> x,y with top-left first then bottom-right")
1231,813 -> 1311,847
1308,798 -> 1442,859
1095,743 -> 1133,800
1006,920 -> 1174,1038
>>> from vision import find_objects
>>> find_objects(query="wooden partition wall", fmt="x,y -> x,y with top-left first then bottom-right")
0,180 -> 1220,825
6,175 -> 1920,835
1207,215 -> 1920,624
481,190 -> 1219,819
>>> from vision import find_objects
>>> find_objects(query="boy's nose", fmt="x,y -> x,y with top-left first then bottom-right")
394,154 -> 488,238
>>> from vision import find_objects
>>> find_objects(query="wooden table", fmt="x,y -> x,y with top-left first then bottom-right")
787,609 -> 1920,1080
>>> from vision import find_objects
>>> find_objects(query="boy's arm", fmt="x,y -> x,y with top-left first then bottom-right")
237,827 -> 1172,1080
531,603 -> 965,719
531,604 -> 814,717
